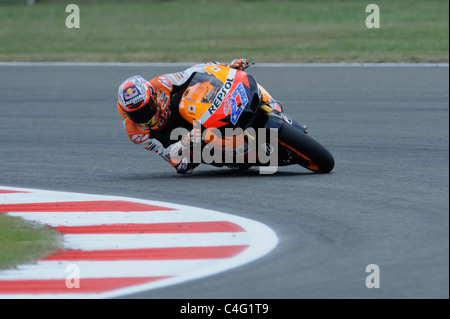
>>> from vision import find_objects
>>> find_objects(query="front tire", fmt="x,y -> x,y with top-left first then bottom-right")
277,122 -> 334,173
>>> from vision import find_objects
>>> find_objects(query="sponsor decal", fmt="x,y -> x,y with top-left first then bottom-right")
261,142 -> 274,155
123,85 -> 145,107
123,86 -> 140,101
131,133 -> 149,144
157,91 -> 169,109
208,77 -> 233,115
188,105 -> 196,114
200,69 -> 237,124
157,76 -> 173,91
125,96 -> 144,107
173,72 -> 183,81
280,113 -> 293,125
227,82 -> 249,125
209,66 -> 222,73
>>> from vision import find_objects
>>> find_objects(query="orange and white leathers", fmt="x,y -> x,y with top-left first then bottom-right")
118,60 -> 249,173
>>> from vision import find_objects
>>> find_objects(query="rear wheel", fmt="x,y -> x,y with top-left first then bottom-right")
277,122 -> 334,173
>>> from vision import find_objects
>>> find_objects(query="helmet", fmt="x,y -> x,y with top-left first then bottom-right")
117,76 -> 157,126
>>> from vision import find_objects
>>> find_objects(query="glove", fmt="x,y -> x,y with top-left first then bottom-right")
174,157 -> 197,174
147,130 -> 202,174
167,128 -> 202,174
145,138 -> 166,156
228,58 -> 249,70
167,142 -> 199,174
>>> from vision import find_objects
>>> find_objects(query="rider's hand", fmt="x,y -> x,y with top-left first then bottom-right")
166,130 -> 201,174
228,58 -> 249,70
145,138 -> 165,155
174,157 -> 196,174
169,145 -> 198,174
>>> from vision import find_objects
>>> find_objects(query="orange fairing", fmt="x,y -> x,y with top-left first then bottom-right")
258,84 -> 282,112
178,66 -> 250,150
203,129 -> 247,150
258,84 -> 272,104
180,66 -> 251,131
179,81 -> 216,124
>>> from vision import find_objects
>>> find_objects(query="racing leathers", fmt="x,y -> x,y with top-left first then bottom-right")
117,59 -> 250,174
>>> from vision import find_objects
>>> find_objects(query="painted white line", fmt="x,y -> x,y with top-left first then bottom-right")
0,260 -> 230,280
0,62 -> 447,67
255,62 -> 449,67
62,233 -> 250,250
8,211 -> 222,227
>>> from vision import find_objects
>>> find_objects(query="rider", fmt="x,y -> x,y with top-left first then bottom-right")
117,58 -> 250,174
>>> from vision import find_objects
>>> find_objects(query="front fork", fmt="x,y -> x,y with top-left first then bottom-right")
258,104 -> 308,134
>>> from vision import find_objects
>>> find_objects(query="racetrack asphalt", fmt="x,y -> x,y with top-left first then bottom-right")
0,64 -> 448,298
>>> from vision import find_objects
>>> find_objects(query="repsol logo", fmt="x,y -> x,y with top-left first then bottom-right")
208,76 -> 234,115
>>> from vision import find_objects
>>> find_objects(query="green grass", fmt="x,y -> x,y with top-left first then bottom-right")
0,214 -> 62,270
0,0 -> 448,62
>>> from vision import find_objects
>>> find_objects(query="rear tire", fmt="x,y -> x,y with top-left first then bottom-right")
277,122 -> 334,173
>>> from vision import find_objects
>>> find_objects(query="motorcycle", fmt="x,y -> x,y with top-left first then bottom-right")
174,64 -> 334,174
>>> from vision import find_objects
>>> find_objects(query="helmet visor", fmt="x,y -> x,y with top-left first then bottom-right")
125,101 -> 157,126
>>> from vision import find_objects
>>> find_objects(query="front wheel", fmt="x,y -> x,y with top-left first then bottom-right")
276,122 -> 335,173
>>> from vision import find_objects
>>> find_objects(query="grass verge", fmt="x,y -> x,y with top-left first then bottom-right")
0,0 -> 448,62
0,214 -> 62,270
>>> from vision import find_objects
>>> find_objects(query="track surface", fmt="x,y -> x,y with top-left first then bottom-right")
0,64 -> 448,298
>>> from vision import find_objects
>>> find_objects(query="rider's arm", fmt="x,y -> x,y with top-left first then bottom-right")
146,130 -> 200,174
117,104 -> 152,146
118,112 -> 194,173
157,62 -> 219,95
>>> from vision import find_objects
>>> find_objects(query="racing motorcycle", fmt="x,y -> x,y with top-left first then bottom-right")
175,64 -> 334,174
